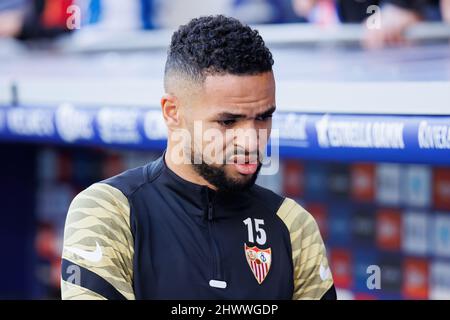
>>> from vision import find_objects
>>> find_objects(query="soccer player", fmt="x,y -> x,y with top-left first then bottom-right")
61,15 -> 336,300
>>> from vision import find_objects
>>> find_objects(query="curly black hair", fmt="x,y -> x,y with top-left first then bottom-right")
164,15 -> 274,88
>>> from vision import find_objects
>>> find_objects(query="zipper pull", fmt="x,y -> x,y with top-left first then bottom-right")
209,279 -> 227,289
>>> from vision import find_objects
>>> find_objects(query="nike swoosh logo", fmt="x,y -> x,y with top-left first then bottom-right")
65,241 -> 103,262
320,263 -> 331,281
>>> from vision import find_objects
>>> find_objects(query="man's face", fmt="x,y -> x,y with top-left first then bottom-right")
180,71 -> 276,192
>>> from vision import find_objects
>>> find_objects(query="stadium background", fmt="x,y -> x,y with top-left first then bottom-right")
1,0 -> 450,299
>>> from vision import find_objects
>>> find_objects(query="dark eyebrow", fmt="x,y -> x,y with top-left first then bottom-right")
256,106 -> 276,118
216,106 -> 276,120
216,112 -> 245,120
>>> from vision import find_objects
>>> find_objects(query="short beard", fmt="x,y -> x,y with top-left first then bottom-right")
191,152 -> 262,193
192,162 -> 261,193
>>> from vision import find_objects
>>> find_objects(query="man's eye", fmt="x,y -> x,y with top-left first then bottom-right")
218,119 -> 236,126
256,115 -> 273,121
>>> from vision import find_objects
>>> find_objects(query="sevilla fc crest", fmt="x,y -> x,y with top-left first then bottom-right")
244,244 -> 272,284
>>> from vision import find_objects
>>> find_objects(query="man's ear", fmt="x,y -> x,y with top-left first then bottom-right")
161,94 -> 180,129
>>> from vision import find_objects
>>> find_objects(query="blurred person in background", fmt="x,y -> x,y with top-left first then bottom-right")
0,0 -> 75,40
0,0 -> 159,40
0,0 -> 26,38
364,0 -> 450,49
292,0 -> 450,48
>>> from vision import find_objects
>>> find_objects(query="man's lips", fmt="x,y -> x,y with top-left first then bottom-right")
230,155 -> 259,175
233,163 -> 258,175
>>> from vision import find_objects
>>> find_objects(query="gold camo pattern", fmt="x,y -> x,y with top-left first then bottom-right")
276,197 -> 334,300
61,183 -> 135,300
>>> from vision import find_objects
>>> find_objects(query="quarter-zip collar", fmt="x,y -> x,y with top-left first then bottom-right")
151,153 -> 255,219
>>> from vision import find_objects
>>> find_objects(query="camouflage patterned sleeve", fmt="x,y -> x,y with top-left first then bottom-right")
60,183 -> 135,300
276,197 -> 335,300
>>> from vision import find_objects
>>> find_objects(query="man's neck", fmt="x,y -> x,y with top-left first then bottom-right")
164,147 -> 217,191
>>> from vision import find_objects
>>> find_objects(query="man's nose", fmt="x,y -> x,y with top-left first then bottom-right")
234,122 -> 259,154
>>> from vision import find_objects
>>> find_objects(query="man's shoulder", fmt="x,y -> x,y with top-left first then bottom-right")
275,196 -> 319,235
100,156 -> 164,197
68,182 -> 131,222
250,183 -> 285,208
